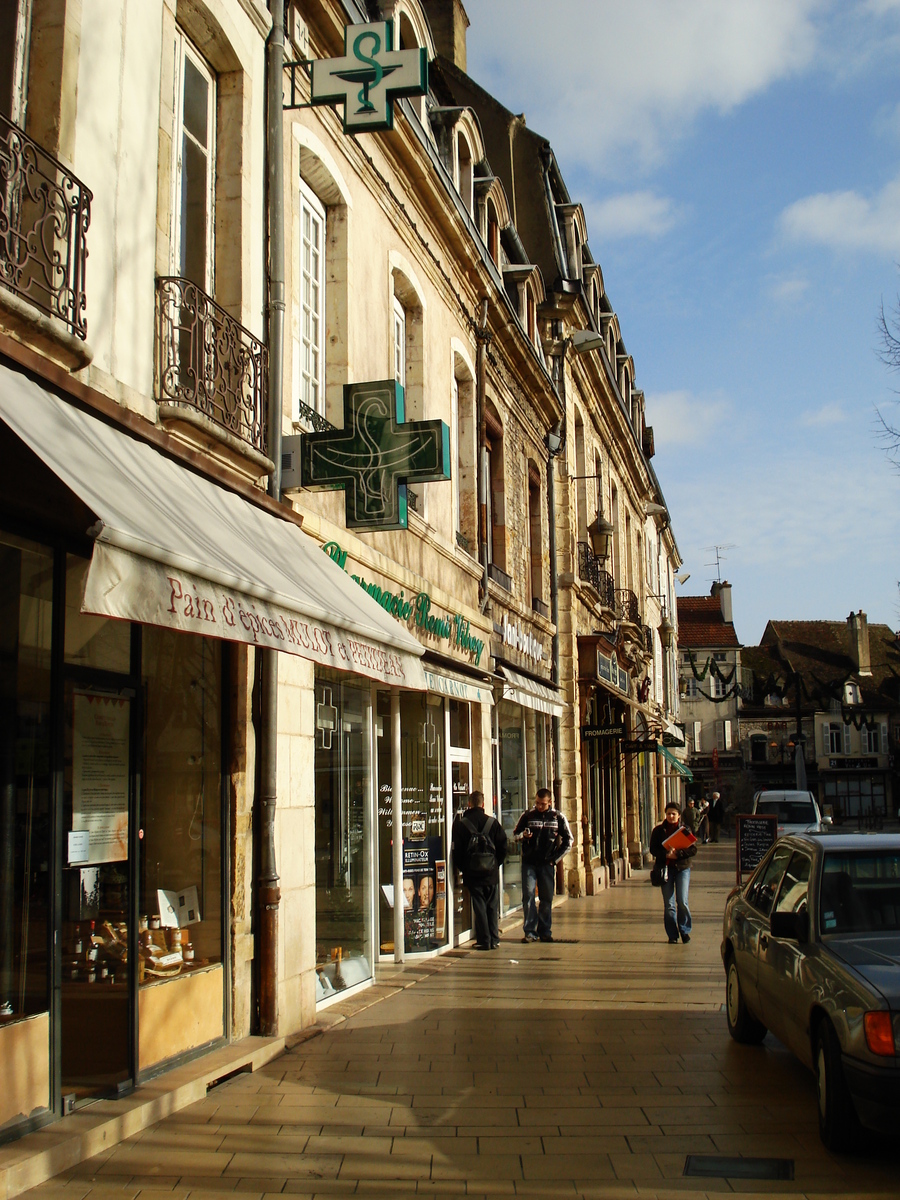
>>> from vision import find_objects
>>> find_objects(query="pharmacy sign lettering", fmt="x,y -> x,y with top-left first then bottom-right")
310,21 -> 428,133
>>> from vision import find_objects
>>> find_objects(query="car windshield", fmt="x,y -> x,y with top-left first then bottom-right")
820,851 -> 900,935
758,801 -> 815,824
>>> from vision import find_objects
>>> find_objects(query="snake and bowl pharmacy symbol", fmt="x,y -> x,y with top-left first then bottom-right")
310,21 -> 429,134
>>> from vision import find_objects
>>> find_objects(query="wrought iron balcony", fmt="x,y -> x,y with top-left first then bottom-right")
0,114 -> 91,339
455,529 -> 471,553
615,588 -> 641,625
296,398 -> 334,432
156,276 -> 267,457
577,542 -> 615,609
642,624 -> 654,654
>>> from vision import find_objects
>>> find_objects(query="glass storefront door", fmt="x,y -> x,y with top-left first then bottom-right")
450,755 -> 472,940
497,700 -> 526,912
314,672 -> 373,1000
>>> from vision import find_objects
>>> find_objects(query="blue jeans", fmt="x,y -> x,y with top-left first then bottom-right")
660,867 -> 691,941
523,861 -> 555,938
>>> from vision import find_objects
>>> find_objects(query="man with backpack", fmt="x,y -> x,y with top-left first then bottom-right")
450,790 -> 508,951
513,788 -> 573,943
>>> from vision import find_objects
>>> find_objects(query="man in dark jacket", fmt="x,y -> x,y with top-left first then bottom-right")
649,802 -> 698,944
513,788 -> 572,943
450,791 -> 508,951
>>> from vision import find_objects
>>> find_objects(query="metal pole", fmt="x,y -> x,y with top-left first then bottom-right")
391,691 -> 404,962
257,0 -> 285,1038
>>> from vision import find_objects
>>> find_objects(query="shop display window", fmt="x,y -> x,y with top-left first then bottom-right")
498,700 -> 526,912
0,534 -> 52,1024
315,672 -> 372,1001
378,691 -> 448,954
140,628 -> 222,985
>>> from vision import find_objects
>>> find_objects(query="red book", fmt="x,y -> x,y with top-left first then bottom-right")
662,828 -> 698,852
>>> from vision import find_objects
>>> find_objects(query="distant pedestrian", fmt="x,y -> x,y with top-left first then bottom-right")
709,791 -> 724,842
697,797 -> 710,843
451,791 -> 508,951
513,788 -> 572,943
649,802 -> 698,944
683,798 -> 701,836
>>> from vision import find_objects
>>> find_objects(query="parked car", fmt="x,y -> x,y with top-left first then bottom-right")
722,832 -> 900,1151
752,789 -> 830,837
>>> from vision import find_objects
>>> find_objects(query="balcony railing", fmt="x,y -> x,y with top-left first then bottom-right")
487,561 -> 512,592
0,114 -> 91,339
296,398 -> 334,432
615,588 -> 641,625
577,542 -> 615,609
156,276 -> 267,457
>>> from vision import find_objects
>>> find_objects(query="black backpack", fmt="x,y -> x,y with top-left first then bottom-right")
461,814 -> 497,874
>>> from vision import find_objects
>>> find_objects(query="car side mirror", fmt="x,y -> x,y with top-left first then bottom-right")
770,910 -> 809,942
821,815 -> 833,826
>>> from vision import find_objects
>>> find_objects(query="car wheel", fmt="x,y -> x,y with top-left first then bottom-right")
725,955 -> 767,1044
814,1019 -> 859,1153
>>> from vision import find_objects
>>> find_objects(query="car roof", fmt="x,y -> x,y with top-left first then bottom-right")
780,832 -> 900,853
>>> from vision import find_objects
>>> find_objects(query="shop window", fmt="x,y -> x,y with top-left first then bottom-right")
750,735 -> 767,763
0,533 -> 52,1028
140,627 -> 223,986
298,178 -> 325,417
315,672 -> 372,1001
449,698 -> 470,749
65,556 -> 131,674
172,32 -> 216,292
377,691 -> 448,955
497,700 -> 525,912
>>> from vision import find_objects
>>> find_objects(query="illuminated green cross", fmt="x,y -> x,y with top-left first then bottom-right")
310,20 -> 429,134
300,380 -> 450,531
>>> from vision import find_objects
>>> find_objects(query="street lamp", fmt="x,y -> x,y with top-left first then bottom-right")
586,511 -> 614,561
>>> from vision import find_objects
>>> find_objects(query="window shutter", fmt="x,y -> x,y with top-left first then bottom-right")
692,721 -> 702,752
822,724 -> 830,755
716,720 -> 725,751
881,723 -> 888,754
723,720 -> 732,751
843,723 -> 852,755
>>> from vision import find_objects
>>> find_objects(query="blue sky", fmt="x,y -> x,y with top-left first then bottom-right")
465,0 -> 900,644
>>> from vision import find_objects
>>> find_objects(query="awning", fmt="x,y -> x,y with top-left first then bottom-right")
657,743 -> 694,780
0,365 -> 426,688
423,665 -> 493,706
496,665 -> 565,718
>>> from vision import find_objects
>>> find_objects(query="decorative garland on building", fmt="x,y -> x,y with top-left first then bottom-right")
683,649 -> 741,702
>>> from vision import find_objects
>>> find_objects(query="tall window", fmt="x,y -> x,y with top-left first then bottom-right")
173,33 -> 215,290
393,296 -> 407,391
528,465 -> 542,606
299,180 -> 325,414
0,0 -> 31,123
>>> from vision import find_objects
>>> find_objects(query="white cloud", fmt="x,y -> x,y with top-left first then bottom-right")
779,176 -> 900,255
645,389 -> 730,446
798,402 -> 847,426
466,0 -> 822,177
584,192 -> 680,240
768,275 -> 810,303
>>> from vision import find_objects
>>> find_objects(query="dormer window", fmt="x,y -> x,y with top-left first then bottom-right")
457,133 -> 473,214
844,682 -> 861,705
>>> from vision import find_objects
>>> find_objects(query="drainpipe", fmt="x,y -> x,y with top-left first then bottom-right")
475,298 -> 490,612
258,0 -> 285,1038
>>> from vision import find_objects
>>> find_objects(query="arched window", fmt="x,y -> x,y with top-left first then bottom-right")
487,202 -> 499,265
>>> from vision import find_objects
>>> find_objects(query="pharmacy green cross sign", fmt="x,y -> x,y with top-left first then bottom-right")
300,380 -> 450,531
310,21 -> 429,134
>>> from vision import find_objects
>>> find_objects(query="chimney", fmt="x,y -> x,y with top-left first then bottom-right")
420,0 -> 470,71
710,580 -> 733,624
848,610 -> 872,676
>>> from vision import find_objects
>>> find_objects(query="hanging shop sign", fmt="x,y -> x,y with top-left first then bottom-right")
597,651 -> 630,695
500,615 -> 545,664
298,380 -> 450,531
309,21 -> 429,134
322,540 -> 485,665
621,738 -> 658,754
581,724 -> 625,740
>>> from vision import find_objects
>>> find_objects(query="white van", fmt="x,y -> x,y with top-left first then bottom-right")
751,789 -> 829,837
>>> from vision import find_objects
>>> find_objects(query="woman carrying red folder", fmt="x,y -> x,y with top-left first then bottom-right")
649,803 -> 698,943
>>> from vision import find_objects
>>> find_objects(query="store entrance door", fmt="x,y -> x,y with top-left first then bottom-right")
61,676 -> 136,1101
449,754 -> 472,942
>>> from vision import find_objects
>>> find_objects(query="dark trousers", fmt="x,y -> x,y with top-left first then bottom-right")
469,880 -> 500,948
523,861 -> 555,937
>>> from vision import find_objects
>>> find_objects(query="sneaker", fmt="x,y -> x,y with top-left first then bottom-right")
682,934 -> 691,943
491,942 -> 500,949
521,934 -> 537,943
539,935 -> 554,942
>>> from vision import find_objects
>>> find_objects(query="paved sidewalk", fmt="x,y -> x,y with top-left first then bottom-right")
21,844 -> 900,1199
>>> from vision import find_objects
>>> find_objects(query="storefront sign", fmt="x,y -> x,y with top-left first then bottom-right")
500,615 -> 545,663
621,738 -> 658,754
662,729 -> 685,747
829,758 -> 879,770
322,540 -> 485,664
597,651 -> 629,695
299,381 -> 449,530
581,724 -> 625,740
423,668 -> 492,706
84,542 -> 423,688
310,21 -> 428,134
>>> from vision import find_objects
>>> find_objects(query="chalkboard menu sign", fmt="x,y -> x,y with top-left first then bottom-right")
736,813 -> 778,883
